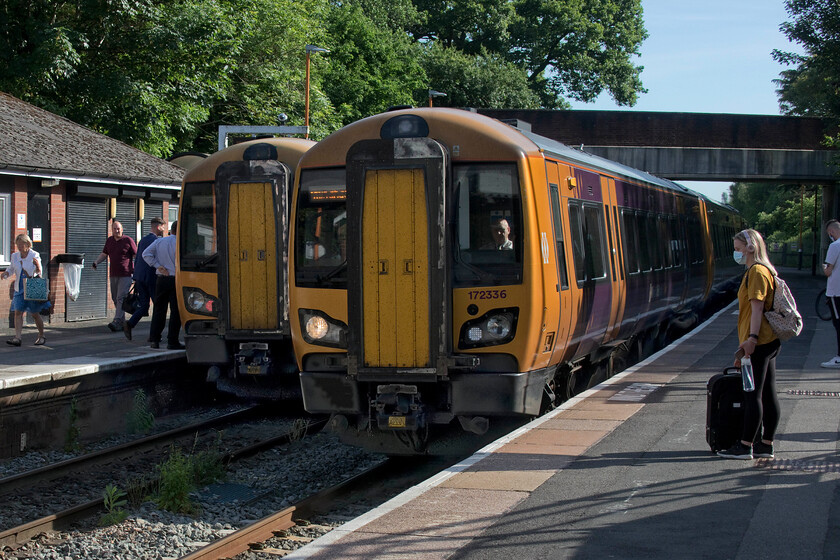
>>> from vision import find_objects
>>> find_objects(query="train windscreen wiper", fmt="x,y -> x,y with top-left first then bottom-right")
195,252 -> 219,269
316,262 -> 347,284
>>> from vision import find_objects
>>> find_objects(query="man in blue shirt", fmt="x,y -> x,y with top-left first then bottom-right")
143,221 -> 182,349
124,217 -> 166,340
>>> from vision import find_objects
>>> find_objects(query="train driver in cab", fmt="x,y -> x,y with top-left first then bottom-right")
482,218 -> 513,250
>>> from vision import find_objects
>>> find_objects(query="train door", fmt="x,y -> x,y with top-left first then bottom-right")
215,159 -> 290,334
602,176 -> 626,342
545,161 -> 574,364
361,168 -> 429,367
345,137 -> 449,374
567,168 -> 612,359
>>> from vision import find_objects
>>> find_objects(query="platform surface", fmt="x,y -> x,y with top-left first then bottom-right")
288,267 -> 840,559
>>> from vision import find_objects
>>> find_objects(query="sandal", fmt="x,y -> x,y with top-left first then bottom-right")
34,337 -> 46,346
6,338 -> 21,346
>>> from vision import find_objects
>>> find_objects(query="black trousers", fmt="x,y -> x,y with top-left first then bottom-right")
149,275 -> 181,345
741,338 -> 782,443
829,295 -> 840,356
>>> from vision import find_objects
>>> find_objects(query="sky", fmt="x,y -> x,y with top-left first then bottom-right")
568,0 -> 799,202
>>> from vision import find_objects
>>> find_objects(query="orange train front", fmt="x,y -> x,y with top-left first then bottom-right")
289,108 -> 743,453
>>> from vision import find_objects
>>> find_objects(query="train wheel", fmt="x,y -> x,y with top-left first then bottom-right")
559,369 -> 578,401
608,348 -> 630,378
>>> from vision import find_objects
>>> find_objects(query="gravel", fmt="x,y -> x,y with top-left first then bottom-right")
1,410 -> 383,560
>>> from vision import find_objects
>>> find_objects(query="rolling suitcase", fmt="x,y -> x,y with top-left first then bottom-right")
706,367 -> 745,453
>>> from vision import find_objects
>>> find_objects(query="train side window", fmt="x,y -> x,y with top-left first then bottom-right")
646,214 -> 661,269
658,216 -> 672,268
613,206 -> 625,280
548,184 -> 569,290
670,216 -> 682,266
568,204 -> 586,282
179,181 -> 217,271
605,207 -> 617,279
620,209 -> 640,274
637,212 -> 651,271
583,205 -> 608,280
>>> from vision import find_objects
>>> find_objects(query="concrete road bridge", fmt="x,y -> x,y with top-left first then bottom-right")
478,109 -> 838,204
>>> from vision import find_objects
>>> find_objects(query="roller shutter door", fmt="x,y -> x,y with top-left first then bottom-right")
141,201 -> 164,237
116,199 -> 138,241
66,198 -> 108,321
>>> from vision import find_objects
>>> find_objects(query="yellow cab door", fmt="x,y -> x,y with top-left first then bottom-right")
227,181 -> 278,330
361,168 -> 430,368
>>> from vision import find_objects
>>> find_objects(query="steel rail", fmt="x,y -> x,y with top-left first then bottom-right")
0,415 -> 326,550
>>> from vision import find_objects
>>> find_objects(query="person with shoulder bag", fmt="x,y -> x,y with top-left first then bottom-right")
718,229 -> 781,460
1,233 -> 51,346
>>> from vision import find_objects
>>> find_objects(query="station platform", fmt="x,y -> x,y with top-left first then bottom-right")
0,318 -> 184,391
288,267 -> 840,560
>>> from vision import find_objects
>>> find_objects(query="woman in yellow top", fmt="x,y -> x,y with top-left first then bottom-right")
718,229 -> 781,460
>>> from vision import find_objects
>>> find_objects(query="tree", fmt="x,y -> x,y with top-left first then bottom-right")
773,0 -> 840,145
409,0 -> 648,109
421,44 -> 540,109
321,3 -> 427,124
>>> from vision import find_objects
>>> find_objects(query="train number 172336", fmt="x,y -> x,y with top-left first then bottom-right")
467,289 -> 508,300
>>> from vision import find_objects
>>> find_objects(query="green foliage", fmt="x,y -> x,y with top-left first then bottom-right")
773,0 -> 840,152
1,0 -> 650,154
64,397 -> 81,453
728,182 -> 821,250
99,483 -> 129,526
126,389 -> 155,435
155,444 -> 225,514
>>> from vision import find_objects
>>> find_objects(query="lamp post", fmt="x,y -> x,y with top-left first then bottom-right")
305,45 -> 329,139
428,89 -> 446,107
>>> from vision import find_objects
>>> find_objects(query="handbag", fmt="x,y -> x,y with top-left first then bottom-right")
122,283 -> 141,314
23,276 -> 49,301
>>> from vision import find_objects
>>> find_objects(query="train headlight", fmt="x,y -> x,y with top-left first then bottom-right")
486,315 -> 512,340
459,308 -> 518,349
467,327 -> 483,342
305,316 -> 329,340
182,288 -> 218,317
299,309 -> 347,348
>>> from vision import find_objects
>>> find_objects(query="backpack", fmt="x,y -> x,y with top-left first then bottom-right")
764,274 -> 803,341
747,264 -> 802,342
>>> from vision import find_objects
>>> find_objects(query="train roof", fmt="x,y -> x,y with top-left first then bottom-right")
183,137 -> 315,183
514,126 -> 696,196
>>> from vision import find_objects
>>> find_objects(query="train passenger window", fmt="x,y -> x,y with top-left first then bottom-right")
646,215 -> 661,269
548,185 -> 569,290
620,209 -> 640,274
179,181 -> 217,271
687,216 -> 703,263
658,216 -> 672,268
453,163 -> 522,287
568,201 -> 608,283
295,168 -> 348,288
670,217 -> 683,267
636,213 -> 651,271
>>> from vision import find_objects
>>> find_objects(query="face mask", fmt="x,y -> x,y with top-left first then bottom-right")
733,251 -> 747,265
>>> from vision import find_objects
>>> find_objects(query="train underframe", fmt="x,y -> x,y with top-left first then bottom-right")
186,334 -> 301,400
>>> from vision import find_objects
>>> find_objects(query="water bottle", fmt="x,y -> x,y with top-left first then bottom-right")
741,356 -> 755,392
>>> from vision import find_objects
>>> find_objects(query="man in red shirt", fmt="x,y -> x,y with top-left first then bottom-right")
92,221 -> 137,331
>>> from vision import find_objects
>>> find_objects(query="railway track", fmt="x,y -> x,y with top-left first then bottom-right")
0,411 -> 326,550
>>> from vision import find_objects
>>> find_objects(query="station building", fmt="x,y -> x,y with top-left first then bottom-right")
0,92 -> 185,324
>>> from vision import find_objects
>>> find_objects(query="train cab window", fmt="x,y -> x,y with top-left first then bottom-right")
179,181 -> 218,271
294,168 -> 348,289
568,201 -> 608,283
453,163 -> 522,287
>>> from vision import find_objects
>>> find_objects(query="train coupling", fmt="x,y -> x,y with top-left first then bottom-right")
373,384 -> 425,431
235,342 -> 271,375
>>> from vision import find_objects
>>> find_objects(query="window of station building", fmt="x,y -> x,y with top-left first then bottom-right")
178,182 -> 216,271
168,203 -> 179,230
0,193 -> 9,265
295,168 -> 347,289
453,163 -> 522,287
568,201 -> 607,284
